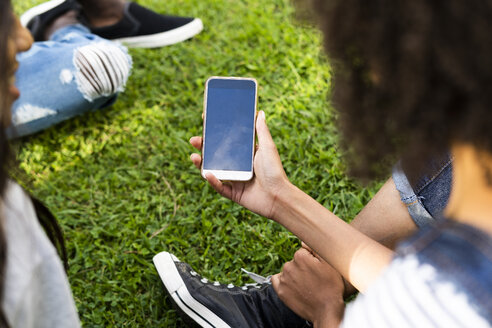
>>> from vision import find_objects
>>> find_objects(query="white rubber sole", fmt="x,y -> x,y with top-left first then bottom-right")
116,18 -> 203,48
153,252 -> 231,328
20,0 -> 67,27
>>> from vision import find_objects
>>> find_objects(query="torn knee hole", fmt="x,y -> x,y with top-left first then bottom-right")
74,42 -> 131,102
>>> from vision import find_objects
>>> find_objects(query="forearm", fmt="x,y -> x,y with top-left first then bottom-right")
343,177 -> 416,296
349,178 -> 417,249
273,182 -> 394,293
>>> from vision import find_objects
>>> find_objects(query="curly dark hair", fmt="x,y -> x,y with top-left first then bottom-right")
312,0 -> 492,180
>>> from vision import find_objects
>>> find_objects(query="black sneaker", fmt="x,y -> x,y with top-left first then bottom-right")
86,2 -> 203,48
20,0 -> 203,48
153,252 -> 311,328
20,0 -> 81,41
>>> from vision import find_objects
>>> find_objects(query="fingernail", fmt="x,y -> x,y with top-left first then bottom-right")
260,110 -> 265,119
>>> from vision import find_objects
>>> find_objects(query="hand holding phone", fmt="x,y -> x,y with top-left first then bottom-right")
191,106 -> 290,219
201,77 -> 258,181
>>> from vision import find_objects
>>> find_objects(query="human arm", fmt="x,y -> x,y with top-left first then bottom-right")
268,177 -> 417,323
190,111 -> 398,292
269,177 -> 394,292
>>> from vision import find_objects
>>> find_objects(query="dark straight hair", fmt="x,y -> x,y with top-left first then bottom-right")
0,1 -> 14,325
0,1 -> 68,327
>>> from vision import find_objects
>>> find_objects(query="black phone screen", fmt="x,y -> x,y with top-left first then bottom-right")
203,79 -> 257,171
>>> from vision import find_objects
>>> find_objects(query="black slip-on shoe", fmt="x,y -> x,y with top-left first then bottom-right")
87,2 -> 203,48
153,252 -> 311,328
20,0 -> 81,41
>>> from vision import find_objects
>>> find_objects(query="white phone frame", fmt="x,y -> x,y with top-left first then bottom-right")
201,76 -> 258,181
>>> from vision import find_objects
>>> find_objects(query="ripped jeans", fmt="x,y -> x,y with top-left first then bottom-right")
7,24 -> 132,139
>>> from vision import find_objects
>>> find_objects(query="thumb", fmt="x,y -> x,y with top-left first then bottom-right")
271,273 -> 281,293
301,242 -> 313,252
256,111 -> 275,148
301,242 -> 322,262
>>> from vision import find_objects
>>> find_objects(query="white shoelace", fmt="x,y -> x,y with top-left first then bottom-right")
241,268 -> 272,284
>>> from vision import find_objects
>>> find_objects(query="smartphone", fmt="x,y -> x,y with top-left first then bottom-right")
201,76 -> 258,181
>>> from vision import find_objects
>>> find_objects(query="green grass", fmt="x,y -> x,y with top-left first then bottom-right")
14,0 -> 379,326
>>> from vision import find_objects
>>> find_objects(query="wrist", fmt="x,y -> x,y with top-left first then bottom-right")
270,179 -> 298,221
313,298 -> 345,328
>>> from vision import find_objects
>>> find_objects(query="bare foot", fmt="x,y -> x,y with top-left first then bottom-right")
83,11 -> 124,28
84,14 -> 123,28
78,0 -> 125,28
44,10 -> 80,40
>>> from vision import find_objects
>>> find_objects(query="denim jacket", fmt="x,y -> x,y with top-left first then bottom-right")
397,219 -> 492,323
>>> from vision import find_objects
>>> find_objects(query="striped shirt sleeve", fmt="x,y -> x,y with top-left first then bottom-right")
340,255 -> 490,328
